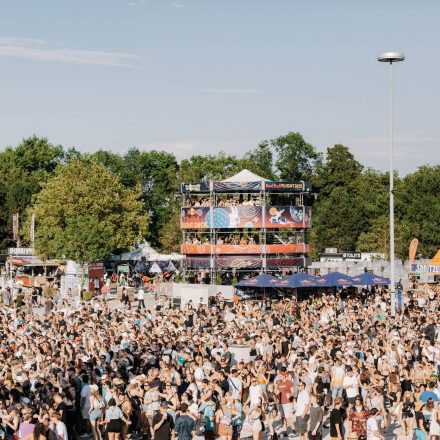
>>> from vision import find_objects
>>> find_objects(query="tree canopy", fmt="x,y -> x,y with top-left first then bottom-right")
0,134 -> 437,261
27,157 -> 149,264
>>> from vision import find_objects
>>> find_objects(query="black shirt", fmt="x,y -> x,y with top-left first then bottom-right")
415,410 -> 428,432
152,412 -> 174,440
330,408 -> 342,438
281,340 -> 289,356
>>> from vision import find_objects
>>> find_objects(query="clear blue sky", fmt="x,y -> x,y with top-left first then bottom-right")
1,0 -> 439,174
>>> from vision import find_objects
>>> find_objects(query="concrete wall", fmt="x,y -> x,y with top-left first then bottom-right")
170,283 -> 235,303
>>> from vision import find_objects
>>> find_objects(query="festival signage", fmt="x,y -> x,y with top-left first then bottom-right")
264,181 -> 309,192
181,206 -> 312,229
264,206 -> 311,229
180,182 -> 210,193
342,252 -> 361,260
409,238 -> 419,265
213,181 -> 262,192
180,181 -> 310,193
181,243 -> 311,254
411,264 -> 440,273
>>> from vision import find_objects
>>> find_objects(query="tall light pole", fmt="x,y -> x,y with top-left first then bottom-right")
377,52 -> 405,317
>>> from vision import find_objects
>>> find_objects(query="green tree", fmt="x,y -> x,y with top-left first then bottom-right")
310,145 -> 365,253
159,209 -> 181,253
316,144 -> 363,195
357,215 -> 410,260
179,152 -> 244,182
271,132 -> 321,181
0,136 -> 64,250
92,148 -> 179,250
397,165 -> 440,258
122,149 -> 179,249
26,157 -> 149,284
242,141 -> 276,180
310,186 -> 366,253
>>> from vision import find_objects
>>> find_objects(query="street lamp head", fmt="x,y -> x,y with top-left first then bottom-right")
377,52 -> 405,63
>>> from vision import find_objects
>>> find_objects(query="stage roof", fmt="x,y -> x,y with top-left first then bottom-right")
222,169 -> 268,183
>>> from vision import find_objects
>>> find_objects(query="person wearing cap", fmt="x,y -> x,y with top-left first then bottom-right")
152,401 -> 174,440
89,384 -> 104,440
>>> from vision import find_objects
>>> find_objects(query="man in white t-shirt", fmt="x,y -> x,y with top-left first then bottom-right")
343,366 -> 359,411
331,358 -> 345,398
137,288 -> 145,310
246,377 -> 263,408
295,381 -> 310,440
51,412 -> 68,440
366,408 -> 384,440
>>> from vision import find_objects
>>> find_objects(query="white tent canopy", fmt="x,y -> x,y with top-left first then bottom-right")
149,262 -> 162,273
222,169 -> 268,183
115,241 -> 184,262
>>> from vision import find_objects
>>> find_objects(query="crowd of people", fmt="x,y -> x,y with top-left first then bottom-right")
184,233 -> 303,247
188,197 -> 264,208
0,285 -> 439,440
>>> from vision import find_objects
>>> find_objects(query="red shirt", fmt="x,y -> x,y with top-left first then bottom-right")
277,379 -> 294,404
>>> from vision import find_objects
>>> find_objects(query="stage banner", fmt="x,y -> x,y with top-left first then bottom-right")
215,257 -> 262,269
264,181 -> 309,192
180,181 -> 311,193
180,182 -> 210,193
184,256 -> 305,269
213,181 -> 262,192
184,257 -> 211,269
181,243 -> 310,254
181,206 -> 312,229
266,257 -> 305,268
264,206 -> 311,228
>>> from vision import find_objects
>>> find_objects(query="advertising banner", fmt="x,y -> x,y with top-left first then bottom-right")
264,206 -> 311,229
180,181 -> 310,193
409,238 -> 419,265
181,207 -> 211,229
184,256 -> 305,269
213,181 -> 262,192
181,206 -> 312,229
411,264 -> 440,273
264,181 -> 308,192
181,244 -> 310,254
180,182 -> 210,193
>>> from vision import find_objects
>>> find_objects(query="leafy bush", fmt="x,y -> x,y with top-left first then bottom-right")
82,291 -> 95,301
44,287 -> 55,298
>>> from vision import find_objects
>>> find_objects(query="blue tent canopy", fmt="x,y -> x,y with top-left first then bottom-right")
314,271 -> 355,287
235,273 -> 280,288
274,272 -> 318,288
350,272 -> 391,285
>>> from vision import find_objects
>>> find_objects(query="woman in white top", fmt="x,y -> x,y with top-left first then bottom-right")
89,385 -> 105,440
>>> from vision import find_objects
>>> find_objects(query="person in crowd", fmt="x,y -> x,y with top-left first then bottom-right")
330,397 -> 343,440
174,403 -> 195,440
0,280 -> 437,440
